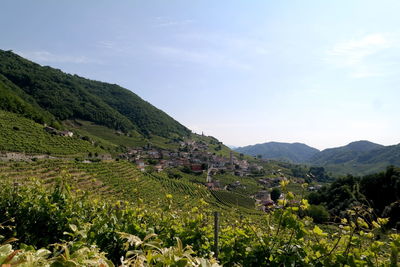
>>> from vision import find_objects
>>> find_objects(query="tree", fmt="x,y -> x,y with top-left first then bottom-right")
270,187 -> 281,202
306,205 -> 330,224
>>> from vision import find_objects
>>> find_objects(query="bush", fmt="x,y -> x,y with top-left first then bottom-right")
306,204 -> 330,223
271,187 -> 281,202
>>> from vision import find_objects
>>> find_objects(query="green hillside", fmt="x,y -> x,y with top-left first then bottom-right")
235,142 -> 320,163
0,110 -> 104,156
0,73 -> 56,126
310,141 -> 384,165
0,50 -> 190,138
237,140 -> 400,176
309,141 -> 399,175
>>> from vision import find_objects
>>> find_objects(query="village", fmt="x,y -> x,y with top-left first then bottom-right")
117,139 -> 309,212
118,139 -> 263,176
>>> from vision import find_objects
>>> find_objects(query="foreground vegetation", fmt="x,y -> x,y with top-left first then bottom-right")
0,168 -> 398,266
309,166 -> 400,229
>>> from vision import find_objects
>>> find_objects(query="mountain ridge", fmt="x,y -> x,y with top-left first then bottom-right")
235,140 -> 400,175
0,49 -> 190,138
235,141 -> 320,163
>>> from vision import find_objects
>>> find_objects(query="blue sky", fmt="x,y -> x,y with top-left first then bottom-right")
1,0 -> 400,150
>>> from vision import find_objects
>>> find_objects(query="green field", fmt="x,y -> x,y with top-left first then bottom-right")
0,110 -> 104,156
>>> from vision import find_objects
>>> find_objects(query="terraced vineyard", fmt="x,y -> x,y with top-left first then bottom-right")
0,160 -> 112,196
0,110 -> 104,156
0,159 -> 257,211
211,190 -> 255,209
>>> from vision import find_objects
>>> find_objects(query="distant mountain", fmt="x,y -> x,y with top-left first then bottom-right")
0,49 -> 190,138
235,142 -> 320,163
236,140 -> 400,176
310,140 -> 384,165
309,141 -> 400,175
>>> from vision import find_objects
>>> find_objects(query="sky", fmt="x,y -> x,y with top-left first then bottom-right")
1,0 -> 400,150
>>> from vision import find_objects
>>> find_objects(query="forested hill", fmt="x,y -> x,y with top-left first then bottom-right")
0,49 -> 190,138
309,141 -> 400,175
237,140 -> 400,175
235,142 -> 320,163
309,140 -> 384,165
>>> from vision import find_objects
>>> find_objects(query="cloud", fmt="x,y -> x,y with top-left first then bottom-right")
328,34 -> 390,65
326,33 -> 397,78
148,32 -> 274,70
97,41 -> 115,50
153,17 -> 194,28
149,45 -> 252,70
16,50 -> 102,64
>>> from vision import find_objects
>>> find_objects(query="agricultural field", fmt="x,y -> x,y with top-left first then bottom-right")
0,110 -> 104,156
0,163 -> 398,266
0,159 -> 257,211
65,119 -> 182,152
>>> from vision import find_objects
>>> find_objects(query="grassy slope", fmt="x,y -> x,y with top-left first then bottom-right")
0,50 -> 190,138
0,110 -> 104,156
65,119 -> 181,151
0,159 -> 259,212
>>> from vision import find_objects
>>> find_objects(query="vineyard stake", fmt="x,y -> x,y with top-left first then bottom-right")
214,211 -> 219,260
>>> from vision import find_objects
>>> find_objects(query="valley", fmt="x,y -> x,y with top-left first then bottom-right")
0,50 -> 399,266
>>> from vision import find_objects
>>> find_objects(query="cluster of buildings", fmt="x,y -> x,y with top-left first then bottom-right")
118,140 -> 264,177
44,126 -> 74,137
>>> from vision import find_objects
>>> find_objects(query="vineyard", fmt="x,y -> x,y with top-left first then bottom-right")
210,190 -> 255,210
0,159 -> 258,211
0,165 -> 399,266
0,110 -> 104,156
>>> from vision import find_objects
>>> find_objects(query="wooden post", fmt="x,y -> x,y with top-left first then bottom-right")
214,211 -> 219,260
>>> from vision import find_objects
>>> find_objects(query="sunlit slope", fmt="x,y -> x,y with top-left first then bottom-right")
0,159 -> 257,211
0,49 -> 190,138
0,110 -> 104,156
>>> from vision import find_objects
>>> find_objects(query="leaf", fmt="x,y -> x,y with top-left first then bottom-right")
69,224 -> 78,233
312,225 -> 327,237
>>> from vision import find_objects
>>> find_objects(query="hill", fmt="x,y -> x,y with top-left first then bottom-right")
0,110 -> 104,156
310,141 -> 400,175
235,141 -> 320,163
310,140 -> 384,165
237,140 -> 400,176
0,49 -> 190,138
0,73 -> 57,126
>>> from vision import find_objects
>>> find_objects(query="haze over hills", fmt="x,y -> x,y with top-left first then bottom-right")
235,142 -> 320,163
235,140 -> 400,175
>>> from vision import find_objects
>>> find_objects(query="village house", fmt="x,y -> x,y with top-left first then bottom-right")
136,160 -> 146,172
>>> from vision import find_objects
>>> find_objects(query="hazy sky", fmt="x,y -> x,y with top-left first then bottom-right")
1,0 -> 400,150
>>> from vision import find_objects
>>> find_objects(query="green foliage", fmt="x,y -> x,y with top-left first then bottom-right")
305,205 -> 330,224
270,187 -> 281,202
0,74 -> 56,126
309,166 -> 400,226
211,190 -> 255,209
0,169 -> 399,266
0,110 -> 104,155
0,49 -> 190,138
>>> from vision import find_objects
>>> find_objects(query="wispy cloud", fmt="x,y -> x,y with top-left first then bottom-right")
325,33 -> 399,78
148,32 -> 273,70
153,17 -> 194,28
328,34 -> 390,65
150,45 -> 252,70
16,50 -> 102,64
